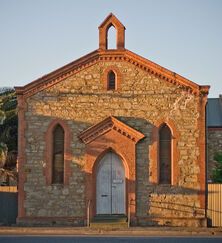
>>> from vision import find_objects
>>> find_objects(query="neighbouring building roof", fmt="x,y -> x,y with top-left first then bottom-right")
207,96 -> 222,127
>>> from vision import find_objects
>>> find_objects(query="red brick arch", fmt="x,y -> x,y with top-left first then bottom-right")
83,132 -> 136,219
90,147 -> 130,217
150,118 -> 180,185
44,119 -> 72,186
92,147 -> 130,180
103,65 -> 122,91
80,116 -> 144,223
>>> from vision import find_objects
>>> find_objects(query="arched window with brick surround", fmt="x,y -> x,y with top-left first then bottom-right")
45,119 -> 72,186
103,66 -> 121,91
150,119 -> 179,185
108,70 -> 116,90
159,124 -> 172,184
52,124 -> 64,184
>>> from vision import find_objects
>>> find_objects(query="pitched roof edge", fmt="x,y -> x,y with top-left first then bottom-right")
15,49 -> 99,95
124,50 -> 210,95
15,48 -> 210,98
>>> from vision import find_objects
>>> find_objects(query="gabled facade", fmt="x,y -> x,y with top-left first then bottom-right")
15,13 -> 209,227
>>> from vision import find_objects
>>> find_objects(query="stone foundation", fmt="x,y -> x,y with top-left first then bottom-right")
17,217 -> 85,227
136,217 -> 207,227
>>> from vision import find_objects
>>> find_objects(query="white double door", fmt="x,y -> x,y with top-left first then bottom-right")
96,152 -> 125,214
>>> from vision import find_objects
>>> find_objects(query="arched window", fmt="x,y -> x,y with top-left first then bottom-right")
52,124 -> 64,184
159,124 -> 172,184
108,70 -> 116,90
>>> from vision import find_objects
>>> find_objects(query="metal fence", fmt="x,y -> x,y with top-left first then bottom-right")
0,186 -> 18,225
208,184 -> 222,227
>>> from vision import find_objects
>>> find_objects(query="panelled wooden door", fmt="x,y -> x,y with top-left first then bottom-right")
96,152 -> 125,214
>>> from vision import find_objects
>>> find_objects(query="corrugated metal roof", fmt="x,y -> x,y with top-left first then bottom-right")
207,98 -> 222,127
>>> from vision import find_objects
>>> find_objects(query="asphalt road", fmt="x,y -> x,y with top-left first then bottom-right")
0,236 -> 222,243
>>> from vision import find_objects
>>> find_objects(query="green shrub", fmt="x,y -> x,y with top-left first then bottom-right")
212,152 -> 222,183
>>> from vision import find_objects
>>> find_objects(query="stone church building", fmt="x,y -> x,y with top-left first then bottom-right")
15,14 -> 210,227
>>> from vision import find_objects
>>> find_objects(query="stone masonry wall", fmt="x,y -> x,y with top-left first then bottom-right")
23,60 -> 205,225
207,128 -> 222,181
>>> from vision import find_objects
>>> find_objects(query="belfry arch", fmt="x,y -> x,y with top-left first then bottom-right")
99,13 -> 125,50
107,25 -> 117,49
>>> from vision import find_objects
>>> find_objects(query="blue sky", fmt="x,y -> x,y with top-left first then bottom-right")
0,0 -> 221,97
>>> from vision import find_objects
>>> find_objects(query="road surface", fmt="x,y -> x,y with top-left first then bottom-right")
0,236 -> 222,243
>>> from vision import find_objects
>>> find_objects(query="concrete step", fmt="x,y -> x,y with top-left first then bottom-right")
90,222 -> 128,229
93,214 -> 127,222
90,214 -> 128,229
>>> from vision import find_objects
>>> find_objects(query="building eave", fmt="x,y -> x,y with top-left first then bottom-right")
15,48 -> 210,98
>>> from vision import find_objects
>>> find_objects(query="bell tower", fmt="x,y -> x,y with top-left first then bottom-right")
98,13 -> 125,50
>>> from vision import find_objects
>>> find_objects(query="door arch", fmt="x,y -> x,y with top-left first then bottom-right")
96,151 -> 125,214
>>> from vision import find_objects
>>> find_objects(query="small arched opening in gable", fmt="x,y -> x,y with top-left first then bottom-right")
106,25 -> 117,49
107,70 -> 116,90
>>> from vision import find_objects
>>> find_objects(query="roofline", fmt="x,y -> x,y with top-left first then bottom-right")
15,49 -> 99,95
15,48 -> 210,97
124,49 -> 210,93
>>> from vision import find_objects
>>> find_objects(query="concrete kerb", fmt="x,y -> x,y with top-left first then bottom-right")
0,227 -> 222,236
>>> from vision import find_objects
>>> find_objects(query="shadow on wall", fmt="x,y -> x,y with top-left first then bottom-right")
23,112 -> 208,224
83,170 -> 208,223
147,185 -> 206,217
